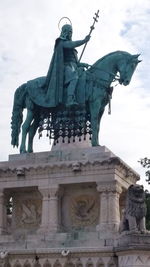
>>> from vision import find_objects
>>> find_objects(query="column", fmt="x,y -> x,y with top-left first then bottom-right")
108,183 -> 122,232
96,182 -> 122,234
48,186 -> 59,232
0,190 -> 6,234
96,185 -> 109,232
38,187 -> 50,232
38,185 -> 59,233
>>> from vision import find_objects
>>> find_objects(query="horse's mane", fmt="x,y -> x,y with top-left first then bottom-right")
90,50 -> 131,70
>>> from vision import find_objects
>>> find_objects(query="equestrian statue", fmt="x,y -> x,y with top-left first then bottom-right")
11,11 -> 141,153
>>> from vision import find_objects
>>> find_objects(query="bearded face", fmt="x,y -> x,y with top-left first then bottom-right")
60,24 -> 73,40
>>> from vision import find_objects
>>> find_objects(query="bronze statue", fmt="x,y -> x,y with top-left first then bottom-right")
11,50 -> 140,153
44,23 -> 90,107
11,12 -> 141,153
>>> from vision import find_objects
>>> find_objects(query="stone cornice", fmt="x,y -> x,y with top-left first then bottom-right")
0,157 -> 140,182
5,243 -> 150,258
115,245 -> 150,254
115,232 -> 150,252
6,247 -> 115,257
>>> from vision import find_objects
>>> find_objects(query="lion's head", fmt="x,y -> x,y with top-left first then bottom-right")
126,184 -> 146,218
128,184 -> 145,200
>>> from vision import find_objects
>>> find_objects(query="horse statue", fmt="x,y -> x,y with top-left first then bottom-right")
11,51 -> 140,153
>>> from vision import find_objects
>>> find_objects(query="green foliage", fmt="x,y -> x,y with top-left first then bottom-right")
139,158 -> 150,229
145,192 -> 150,230
139,157 -> 150,183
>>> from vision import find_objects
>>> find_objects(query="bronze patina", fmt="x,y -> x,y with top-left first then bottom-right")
11,12 -> 141,153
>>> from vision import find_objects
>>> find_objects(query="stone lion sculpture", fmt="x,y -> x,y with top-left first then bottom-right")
120,184 -> 147,233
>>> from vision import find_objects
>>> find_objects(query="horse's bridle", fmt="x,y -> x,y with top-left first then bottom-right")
86,65 -> 120,90
87,65 -> 120,85
86,65 -> 120,115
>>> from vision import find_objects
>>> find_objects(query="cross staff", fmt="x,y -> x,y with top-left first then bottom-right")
78,10 -> 100,62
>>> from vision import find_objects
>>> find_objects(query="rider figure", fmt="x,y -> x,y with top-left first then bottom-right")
45,24 -> 90,107
60,24 -> 90,106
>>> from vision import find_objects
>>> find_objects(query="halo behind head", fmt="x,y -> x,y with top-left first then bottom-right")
58,17 -> 72,31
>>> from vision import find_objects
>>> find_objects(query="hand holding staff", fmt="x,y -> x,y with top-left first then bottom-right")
78,10 -> 100,62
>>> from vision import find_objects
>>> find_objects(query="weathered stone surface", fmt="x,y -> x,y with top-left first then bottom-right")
120,184 -> 147,234
0,146 -> 149,266
116,232 -> 150,248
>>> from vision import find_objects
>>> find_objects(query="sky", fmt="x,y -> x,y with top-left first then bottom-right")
0,0 -> 150,189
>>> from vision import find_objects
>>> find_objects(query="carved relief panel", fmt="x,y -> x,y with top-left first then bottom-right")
71,194 -> 99,227
61,183 -> 99,230
11,188 -> 42,233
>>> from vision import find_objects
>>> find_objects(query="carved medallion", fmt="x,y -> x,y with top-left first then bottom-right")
70,195 -> 99,227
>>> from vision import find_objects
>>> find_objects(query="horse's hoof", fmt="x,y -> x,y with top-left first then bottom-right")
20,149 -> 27,154
92,143 -> 100,147
27,149 -> 33,153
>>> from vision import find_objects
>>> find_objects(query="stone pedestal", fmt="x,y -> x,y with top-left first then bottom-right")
117,233 -> 150,267
0,145 -> 149,267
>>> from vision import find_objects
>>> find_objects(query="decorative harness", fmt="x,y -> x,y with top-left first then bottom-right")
86,66 -> 120,114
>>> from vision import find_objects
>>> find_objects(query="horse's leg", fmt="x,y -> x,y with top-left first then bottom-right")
20,109 -> 34,153
89,101 -> 103,146
28,115 -> 40,153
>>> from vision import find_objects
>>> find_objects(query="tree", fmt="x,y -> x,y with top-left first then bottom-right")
145,191 -> 150,230
139,158 -> 150,229
139,157 -> 150,184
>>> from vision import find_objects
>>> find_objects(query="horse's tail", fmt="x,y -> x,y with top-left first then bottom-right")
11,83 -> 27,147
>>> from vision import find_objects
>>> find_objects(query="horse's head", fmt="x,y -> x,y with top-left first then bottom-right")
117,53 -> 141,86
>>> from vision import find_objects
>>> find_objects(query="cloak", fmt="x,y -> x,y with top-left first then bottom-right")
27,39 -> 64,108
26,38 -> 87,107
44,38 -> 64,107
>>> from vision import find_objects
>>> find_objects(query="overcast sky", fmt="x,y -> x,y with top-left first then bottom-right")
0,0 -> 150,188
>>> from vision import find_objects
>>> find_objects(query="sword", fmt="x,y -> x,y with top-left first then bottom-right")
108,87 -> 113,115
108,95 -> 112,115
78,10 -> 100,62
